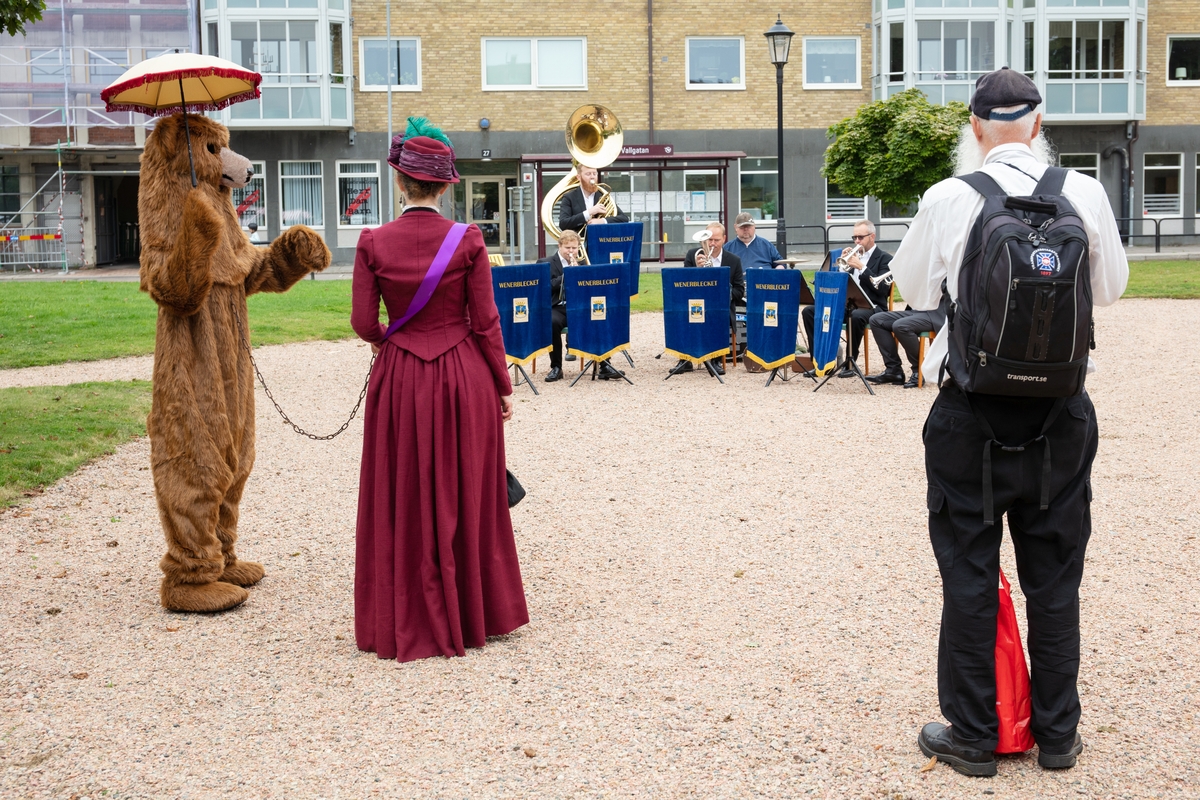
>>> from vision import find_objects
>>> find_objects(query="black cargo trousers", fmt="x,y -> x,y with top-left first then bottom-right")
922,384 -> 1098,752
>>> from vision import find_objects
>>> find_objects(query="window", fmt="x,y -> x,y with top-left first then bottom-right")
1047,20 -> 1125,80
227,0 -> 316,9
1167,37 -> 1200,84
826,181 -> 865,221
1143,154 -> 1181,216
337,162 -> 380,227
29,48 -> 66,124
359,38 -> 420,90
233,161 -> 266,231
804,37 -> 860,89
230,21 -> 320,120
916,20 -> 995,80
1060,154 -> 1098,179
280,161 -> 323,228
686,37 -> 744,89
740,157 -> 778,221
206,22 -> 219,58
88,49 -> 128,88
889,23 -> 904,83
0,165 -> 19,224
1196,155 -> 1200,215
482,38 -> 586,90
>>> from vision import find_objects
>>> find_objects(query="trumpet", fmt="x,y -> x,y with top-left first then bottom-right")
692,229 -> 719,266
869,270 -> 894,289
835,244 -> 865,269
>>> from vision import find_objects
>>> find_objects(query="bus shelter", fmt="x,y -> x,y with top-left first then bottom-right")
523,150 -> 745,263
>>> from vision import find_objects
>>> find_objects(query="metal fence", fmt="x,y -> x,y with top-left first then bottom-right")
0,228 -> 67,272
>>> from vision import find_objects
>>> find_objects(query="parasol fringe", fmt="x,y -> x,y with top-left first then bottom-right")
104,88 -> 262,117
101,66 -> 262,105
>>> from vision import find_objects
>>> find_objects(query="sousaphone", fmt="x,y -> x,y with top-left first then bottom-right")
540,104 -> 624,264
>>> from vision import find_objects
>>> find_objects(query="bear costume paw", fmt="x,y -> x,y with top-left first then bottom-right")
161,579 -> 249,613
220,559 -> 265,587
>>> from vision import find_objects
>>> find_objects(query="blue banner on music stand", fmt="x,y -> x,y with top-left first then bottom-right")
492,262 -> 553,365
744,268 -> 801,370
565,264 -> 630,363
811,270 -> 848,377
586,222 -> 643,298
661,266 -> 732,364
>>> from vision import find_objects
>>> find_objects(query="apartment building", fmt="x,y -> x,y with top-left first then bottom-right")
2,0 -> 1196,267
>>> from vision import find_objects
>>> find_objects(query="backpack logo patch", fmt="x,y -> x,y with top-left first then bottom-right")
1031,249 -> 1060,276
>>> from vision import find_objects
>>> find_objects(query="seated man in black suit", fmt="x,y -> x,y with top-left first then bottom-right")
557,165 -> 630,380
545,230 -> 581,382
865,299 -> 947,388
672,222 -> 744,376
802,220 -> 893,377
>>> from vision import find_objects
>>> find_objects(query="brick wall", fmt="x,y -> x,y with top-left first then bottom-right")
1145,0 -> 1200,126
351,1 -> 873,136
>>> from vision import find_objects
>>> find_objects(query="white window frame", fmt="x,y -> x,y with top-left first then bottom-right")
803,36 -> 862,90
234,160 -> 267,232
685,36 -> 746,91
279,160 -> 324,230
480,37 -> 587,91
1142,153 -> 1182,218
358,37 -> 422,92
1166,35 -> 1200,86
1060,153 -> 1099,180
336,160 -> 381,229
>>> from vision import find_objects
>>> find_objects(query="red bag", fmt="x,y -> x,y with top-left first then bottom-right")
995,568 -> 1035,753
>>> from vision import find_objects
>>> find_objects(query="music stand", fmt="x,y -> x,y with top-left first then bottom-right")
510,363 -> 540,396
570,356 -> 634,386
812,279 -> 876,395
664,358 -> 724,384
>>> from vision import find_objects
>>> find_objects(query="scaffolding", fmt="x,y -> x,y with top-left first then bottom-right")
0,143 -> 72,273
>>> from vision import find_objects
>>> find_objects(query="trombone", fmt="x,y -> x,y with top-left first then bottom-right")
539,104 -> 624,265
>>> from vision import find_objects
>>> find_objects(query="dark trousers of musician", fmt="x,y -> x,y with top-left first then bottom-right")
550,305 -> 567,370
869,310 -> 943,373
802,305 -> 875,360
923,386 -> 1098,752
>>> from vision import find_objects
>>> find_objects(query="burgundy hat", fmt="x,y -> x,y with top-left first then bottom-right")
970,67 -> 1043,121
388,135 -> 461,184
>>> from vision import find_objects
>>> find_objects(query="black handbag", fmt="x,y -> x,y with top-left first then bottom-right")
506,469 -> 526,508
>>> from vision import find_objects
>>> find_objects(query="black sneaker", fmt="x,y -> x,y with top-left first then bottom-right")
1038,733 -> 1083,769
917,722 -> 997,777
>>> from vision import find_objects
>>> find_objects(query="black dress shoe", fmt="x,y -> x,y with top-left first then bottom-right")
545,366 -> 563,382
709,360 -> 725,376
836,366 -> 857,378
866,369 -> 905,385
1038,733 -> 1083,769
917,722 -> 997,777
598,361 -> 625,380
669,360 -> 694,375
903,372 -> 920,388
565,353 -> 577,362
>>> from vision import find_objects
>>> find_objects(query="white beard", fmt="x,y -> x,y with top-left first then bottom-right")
952,124 -> 1055,176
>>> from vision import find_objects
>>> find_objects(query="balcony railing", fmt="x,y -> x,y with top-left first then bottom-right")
1143,194 -> 1181,216
215,72 -> 351,126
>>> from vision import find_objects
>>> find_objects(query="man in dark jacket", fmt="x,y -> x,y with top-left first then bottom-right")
801,220 -> 893,377
545,230 -> 581,382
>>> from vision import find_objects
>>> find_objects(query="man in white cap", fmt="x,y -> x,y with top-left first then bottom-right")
724,212 -> 783,271
890,66 -> 1127,778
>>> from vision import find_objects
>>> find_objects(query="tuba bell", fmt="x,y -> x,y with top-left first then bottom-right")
540,104 -> 624,264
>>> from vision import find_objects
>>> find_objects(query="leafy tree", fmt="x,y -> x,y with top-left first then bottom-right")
822,89 -> 970,208
1,0 -> 45,37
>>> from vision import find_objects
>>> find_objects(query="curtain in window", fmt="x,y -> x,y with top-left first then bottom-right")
339,163 -> 379,226
282,162 -> 323,227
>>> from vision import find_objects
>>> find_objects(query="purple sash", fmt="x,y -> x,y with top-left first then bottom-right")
383,222 -> 469,339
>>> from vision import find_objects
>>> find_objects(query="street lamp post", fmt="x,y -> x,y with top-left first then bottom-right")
764,16 -> 794,259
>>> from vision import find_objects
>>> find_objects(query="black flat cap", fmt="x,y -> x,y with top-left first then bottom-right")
970,67 -> 1043,121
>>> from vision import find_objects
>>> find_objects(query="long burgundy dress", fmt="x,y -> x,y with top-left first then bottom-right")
351,207 -> 528,662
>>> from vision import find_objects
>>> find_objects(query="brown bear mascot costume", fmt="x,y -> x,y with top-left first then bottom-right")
139,114 -> 330,613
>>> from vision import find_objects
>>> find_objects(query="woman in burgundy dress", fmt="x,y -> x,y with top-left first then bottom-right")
351,120 -> 528,662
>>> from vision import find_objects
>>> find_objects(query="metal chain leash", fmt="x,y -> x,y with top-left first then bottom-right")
231,299 -> 376,441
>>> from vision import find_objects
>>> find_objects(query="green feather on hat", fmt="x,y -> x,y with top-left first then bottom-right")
403,116 -> 453,149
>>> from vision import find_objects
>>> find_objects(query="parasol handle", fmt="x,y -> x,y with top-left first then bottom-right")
179,74 -> 197,188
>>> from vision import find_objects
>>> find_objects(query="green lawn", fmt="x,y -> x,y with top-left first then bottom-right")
0,381 -> 152,506
1125,260 -> 1200,298
0,280 -> 354,369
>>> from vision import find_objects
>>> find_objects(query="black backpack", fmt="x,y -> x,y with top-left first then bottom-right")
943,166 -> 1093,397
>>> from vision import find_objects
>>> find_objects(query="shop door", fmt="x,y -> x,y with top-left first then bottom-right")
94,177 -> 119,265
467,178 -> 505,250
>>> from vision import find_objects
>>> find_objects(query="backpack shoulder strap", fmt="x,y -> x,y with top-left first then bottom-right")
1033,166 -> 1068,196
956,170 -> 1007,198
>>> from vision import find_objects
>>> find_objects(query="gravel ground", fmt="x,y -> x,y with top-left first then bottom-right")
1,300 -> 1197,799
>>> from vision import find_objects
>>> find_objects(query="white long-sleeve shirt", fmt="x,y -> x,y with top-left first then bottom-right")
890,142 -> 1129,385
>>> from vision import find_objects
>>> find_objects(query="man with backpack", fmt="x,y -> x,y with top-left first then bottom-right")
890,67 -> 1128,777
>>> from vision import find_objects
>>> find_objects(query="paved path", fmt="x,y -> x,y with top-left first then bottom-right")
1,304 -> 1197,798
